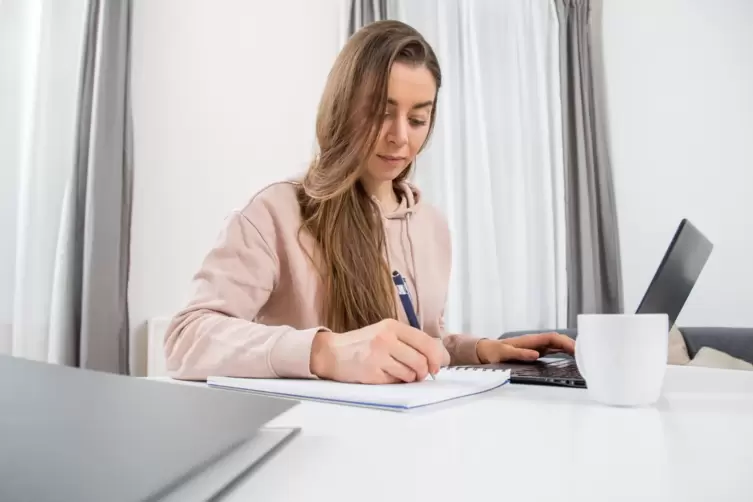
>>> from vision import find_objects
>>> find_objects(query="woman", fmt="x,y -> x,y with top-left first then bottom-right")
164,20 -> 574,383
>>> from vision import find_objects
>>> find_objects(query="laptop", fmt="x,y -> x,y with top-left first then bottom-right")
480,218 -> 713,388
0,355 -> 298,502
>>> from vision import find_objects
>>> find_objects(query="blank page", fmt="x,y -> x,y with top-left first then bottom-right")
207,368 -> 510,410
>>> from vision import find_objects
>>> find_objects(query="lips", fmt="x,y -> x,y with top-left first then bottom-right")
378,154 -> 406,163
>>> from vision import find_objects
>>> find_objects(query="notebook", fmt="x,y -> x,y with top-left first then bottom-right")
207,367 -> 511,411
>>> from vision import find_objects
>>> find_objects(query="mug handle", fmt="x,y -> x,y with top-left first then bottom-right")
574,333 -> 588,382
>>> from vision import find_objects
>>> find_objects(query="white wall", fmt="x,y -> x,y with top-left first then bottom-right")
129,0 -> 346,375
601,0 -> 753,326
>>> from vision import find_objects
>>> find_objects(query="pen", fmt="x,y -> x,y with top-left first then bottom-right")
392,270 -> 437,380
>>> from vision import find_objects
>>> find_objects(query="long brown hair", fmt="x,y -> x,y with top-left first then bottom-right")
297,20 -> 441,334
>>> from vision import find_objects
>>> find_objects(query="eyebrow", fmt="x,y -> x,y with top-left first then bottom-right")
387,98 -> 434,110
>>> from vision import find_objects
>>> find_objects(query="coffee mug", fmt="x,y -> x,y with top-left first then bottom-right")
576,313 -> 669,406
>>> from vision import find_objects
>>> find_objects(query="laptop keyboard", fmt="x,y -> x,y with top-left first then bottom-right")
514,359 -> 583,379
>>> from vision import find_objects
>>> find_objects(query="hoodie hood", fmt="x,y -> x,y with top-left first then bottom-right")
376,181 -> 421,220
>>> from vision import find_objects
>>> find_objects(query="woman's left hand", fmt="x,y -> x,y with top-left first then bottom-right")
476,332 -> 576,364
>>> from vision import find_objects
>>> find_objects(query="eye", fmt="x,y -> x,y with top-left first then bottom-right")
409,118 -> 427,127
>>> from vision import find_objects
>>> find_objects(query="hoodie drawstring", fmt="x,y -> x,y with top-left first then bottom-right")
404,212 -> 422,330
372,195 -> 394,276
371,183 -> 422,331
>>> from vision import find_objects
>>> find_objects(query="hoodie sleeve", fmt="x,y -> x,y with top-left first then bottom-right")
163,211 -> 326,381
426,203 -> 483,366
438,313 -> 483,366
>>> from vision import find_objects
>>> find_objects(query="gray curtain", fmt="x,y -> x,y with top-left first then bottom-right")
555,0 -> 623,327
349,0 -> 388,35
56,0 -> 132,374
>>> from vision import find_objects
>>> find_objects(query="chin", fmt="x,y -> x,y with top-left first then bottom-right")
380,167 -> 405,181
367,159 -> 410,182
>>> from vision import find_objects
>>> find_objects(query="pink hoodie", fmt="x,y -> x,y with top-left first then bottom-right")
164,180 -> 482,380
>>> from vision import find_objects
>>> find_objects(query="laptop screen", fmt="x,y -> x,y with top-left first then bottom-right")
635,219 -> 713,326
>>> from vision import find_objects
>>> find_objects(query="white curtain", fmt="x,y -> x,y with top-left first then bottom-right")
391,0 -> 568,337
0,0 -> 89,361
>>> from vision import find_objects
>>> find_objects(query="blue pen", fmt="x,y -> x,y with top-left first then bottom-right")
392,270 -> 436,380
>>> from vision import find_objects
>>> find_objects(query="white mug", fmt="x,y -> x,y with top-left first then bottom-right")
576,313 -> 669,406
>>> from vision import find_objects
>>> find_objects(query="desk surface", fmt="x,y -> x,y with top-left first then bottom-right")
156,366 -> 753,502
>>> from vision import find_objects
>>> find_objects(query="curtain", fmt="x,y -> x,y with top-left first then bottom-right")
349,0 -> 388,35
555,0 -> 623,326
0,0 -> 132,374
391,0 -> 568,337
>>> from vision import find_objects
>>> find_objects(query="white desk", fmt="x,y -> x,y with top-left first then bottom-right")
158,366 -> 753,501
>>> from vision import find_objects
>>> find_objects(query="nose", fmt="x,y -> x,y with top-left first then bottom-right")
386,115 -> 408,147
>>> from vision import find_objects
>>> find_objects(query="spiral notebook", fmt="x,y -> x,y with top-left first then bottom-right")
207,367 -> 511,411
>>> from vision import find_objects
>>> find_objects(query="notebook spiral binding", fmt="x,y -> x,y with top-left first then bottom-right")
448,366 -> 507,372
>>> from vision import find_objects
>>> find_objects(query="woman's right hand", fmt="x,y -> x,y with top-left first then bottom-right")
309,319 -> 449,384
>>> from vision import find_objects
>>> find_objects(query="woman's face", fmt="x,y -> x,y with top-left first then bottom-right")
363,61 -> 436,186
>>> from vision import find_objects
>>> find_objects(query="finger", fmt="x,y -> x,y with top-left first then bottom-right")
392,323 -> 444,370
381,356 -> 419,383
502,333 -> 550,349
389,340 -> 430,380
545,333 -> 576,354
371,371 -> 402,385
419,338 -> 446,375
500,345 -> 540,362
505,332 -> 575,354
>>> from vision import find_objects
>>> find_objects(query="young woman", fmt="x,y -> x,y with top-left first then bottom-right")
164,20 -> 574,383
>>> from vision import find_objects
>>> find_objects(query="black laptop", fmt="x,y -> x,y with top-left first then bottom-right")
476,219 -> 713,388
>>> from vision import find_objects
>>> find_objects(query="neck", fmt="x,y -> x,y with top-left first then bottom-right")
361,178 -> 398,208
